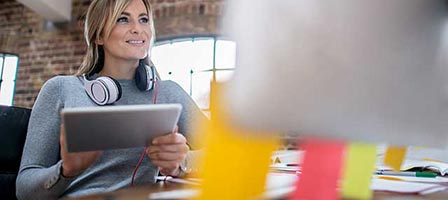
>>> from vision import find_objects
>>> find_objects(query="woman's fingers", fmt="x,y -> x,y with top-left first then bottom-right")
59,124 -> 102,177
147,143 -> 189,154
148,151 -> 187,162
148,130 -> 189,176
152,132 -> 186,145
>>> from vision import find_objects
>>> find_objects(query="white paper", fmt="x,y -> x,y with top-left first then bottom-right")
265,173 -> 298,190
401,159 -> 448,176
406,146 -> 448,163
148,189 -> 200,199
149,173 -> 298,200
376,175 -> 448,184
271,150 -> 303,164
371,178 -> 447,194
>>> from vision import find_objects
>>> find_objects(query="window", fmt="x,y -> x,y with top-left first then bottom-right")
0,53 -> 19,106
152,37 -> 236,111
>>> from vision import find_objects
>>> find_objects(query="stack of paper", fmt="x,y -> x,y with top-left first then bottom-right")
271,150 -> 303,164
150,150 -> 448,199
371,176 -> 448,195
270,163 -> 301,174
406,146 -> 448,163
401,159 -> 448,176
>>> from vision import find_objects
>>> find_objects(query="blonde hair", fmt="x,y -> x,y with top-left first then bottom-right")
76,0 -> 155,75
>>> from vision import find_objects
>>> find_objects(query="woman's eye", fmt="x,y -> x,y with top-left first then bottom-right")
139,17 -> 149,24
117,17 -> 128,23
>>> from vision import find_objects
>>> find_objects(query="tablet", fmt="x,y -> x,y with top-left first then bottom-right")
61,104 -> 182,152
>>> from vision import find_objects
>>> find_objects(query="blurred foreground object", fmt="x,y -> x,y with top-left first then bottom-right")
224,0 -> 448,147
197,83 -> 280,199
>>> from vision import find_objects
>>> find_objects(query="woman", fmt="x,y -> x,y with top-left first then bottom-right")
16,0 -> 206,199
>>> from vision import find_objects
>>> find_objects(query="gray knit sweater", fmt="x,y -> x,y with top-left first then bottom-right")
16,76 -> 206,199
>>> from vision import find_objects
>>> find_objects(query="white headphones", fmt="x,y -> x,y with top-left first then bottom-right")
82,61 -> 156,105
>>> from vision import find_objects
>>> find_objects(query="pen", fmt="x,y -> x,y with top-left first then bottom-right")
375,170 -> 437,178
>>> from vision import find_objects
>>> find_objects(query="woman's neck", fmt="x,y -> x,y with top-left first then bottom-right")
99,57 -> 139,80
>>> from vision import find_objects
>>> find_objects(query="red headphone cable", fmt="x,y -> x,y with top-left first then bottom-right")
131,79 -> 158,186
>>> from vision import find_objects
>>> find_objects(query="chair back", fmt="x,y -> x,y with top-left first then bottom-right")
0,105 -> 31,200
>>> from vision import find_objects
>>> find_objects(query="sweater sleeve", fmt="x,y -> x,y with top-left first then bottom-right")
16,77 -> 74,200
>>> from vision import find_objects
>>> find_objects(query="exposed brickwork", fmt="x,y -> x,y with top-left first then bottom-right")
151,0 -> 225,39
0,0 -> 225,108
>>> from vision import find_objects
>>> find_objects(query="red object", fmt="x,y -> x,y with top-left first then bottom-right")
291,138 -> 346,200
131,80 -> 159,186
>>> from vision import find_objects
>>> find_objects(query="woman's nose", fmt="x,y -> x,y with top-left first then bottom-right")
130,22 -> 144,34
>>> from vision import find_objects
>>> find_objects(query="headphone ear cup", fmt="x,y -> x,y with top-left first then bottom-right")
135,63 -> 154,91
113,78 -> 123,101
84,76 -> 122,105
97,76 -> 122,104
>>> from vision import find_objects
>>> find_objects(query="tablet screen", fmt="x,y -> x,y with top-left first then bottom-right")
61,104 -> 182,152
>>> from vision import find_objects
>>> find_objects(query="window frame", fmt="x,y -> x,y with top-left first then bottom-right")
153,35 -> 236,112
0,52 -> 19,106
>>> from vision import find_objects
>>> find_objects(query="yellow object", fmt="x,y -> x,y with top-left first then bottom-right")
384,146 -> 407,171
340,143 -> 377,200
274,157 -> 281,164
196,83 -> 279,200
377,176 -> 405,181
423,158 -> 443,163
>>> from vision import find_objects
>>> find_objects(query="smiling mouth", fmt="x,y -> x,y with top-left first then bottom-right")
126,40 -> 145,44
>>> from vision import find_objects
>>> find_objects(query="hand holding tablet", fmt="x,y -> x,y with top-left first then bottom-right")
61,104 -> 182,152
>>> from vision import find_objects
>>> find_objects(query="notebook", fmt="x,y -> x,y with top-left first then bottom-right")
402,159 -> 448,176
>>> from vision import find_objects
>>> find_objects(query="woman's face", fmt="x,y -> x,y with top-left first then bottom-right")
99,0 -> 152,63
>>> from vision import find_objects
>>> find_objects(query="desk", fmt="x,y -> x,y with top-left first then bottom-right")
63,181 -> 180,200
65,181 -> 448,200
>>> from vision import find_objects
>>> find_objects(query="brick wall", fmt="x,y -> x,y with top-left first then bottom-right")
0,0 -> 225,108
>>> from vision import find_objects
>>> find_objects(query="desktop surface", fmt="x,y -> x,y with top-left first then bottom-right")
63,181 -> 448,200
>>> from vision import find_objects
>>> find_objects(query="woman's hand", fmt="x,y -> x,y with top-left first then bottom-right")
147,127 -> 189,176
60,125 -> 102,177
